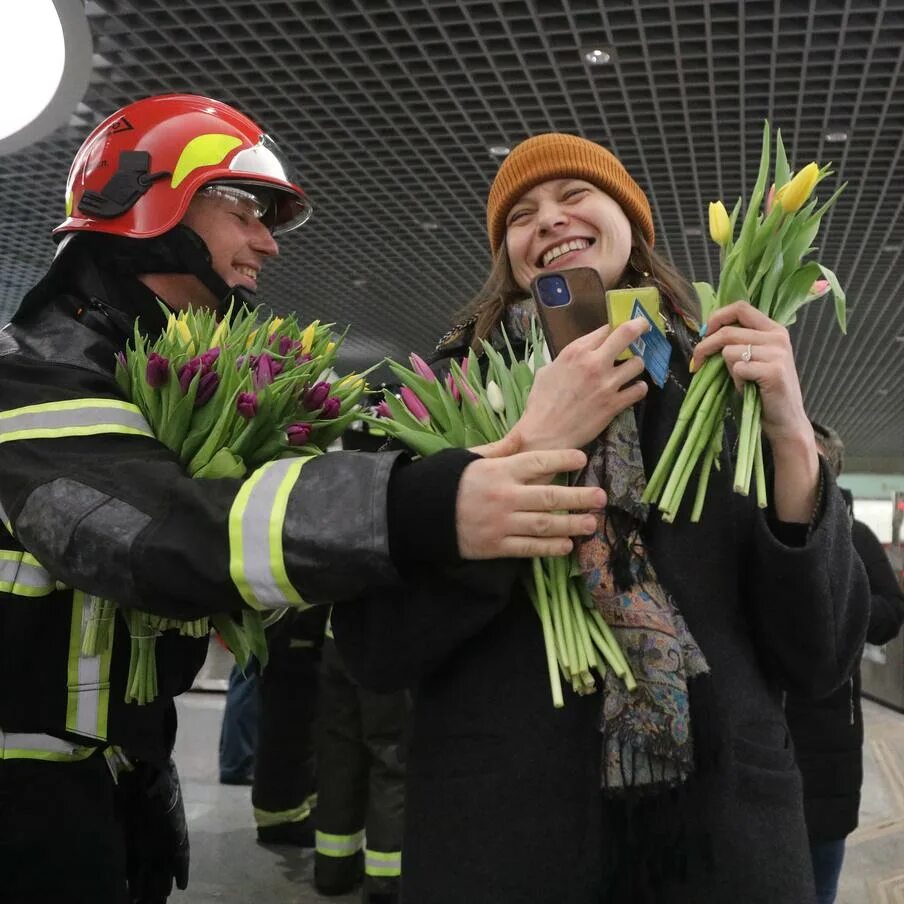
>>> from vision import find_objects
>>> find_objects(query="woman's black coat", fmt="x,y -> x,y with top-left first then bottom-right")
334,349 -> 870,904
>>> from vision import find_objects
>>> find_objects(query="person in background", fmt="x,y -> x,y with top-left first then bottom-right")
218,655 -> 260,787
314,426 -> 411,904
0,96 -> 605,904
333,132 -> 870,903
785,421 -> 904,904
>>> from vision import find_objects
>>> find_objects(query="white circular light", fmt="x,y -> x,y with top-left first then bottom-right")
0,0 -> 93,155
584,48 -> 611,65
825,130 -> 848,143
488,145 -> 511,157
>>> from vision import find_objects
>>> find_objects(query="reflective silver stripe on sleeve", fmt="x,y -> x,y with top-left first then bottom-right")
0,550 -> 55,597
0,399 -> 153,445
65,592 -> 111,741
230,458 -> 312,610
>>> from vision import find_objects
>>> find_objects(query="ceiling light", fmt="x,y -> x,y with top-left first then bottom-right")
0,0 -> 93,156
488,145 -> 511,158
895,334 -> 904,342
583,47 -> 613,66
684,227 -> 703,237
421,221 -> 439,232
352,278 -> 367,289
883,245 -> 902,253
824,130 -> 848,143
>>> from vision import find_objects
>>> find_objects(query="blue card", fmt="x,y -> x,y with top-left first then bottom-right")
629,299 -> 671,388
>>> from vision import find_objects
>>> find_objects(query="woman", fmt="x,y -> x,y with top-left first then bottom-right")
333,133 -> 869,903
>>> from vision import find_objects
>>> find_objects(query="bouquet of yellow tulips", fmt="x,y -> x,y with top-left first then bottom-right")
81,304 -> 367,704
643,121 -> 847,522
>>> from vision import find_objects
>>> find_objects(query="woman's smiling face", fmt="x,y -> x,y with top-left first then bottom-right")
504,178 -> 633,293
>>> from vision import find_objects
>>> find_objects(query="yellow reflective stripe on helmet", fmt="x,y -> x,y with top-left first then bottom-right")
253,792 -> 317,828
0,730 -> 97,762
0,399 -> 153,445
315,829 -> 365,858
365,848 -> 402,877
0,550 -> 55,597
65,591 -> 112,741
229,457 -> 313,610
171,133 -> 243,188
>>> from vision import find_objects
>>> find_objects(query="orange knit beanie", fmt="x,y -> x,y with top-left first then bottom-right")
486,133 -> 655,254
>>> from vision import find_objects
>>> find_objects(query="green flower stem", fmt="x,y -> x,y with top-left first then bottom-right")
734,382 -> 759,494
643,356 -> 725,504
690,441 -> 718,524
583,612 -> 622,676
529,560 -> 564,709
569,581 -> 597,672
659,371 -> 730,519
754,428 -> 768,508
544,561 -> 569,669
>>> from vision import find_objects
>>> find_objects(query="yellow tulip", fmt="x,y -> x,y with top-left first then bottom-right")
210,317 -> 229,348
269,317 -> 284,334
325,341 -> 336,355
773,162 -> 819,213
300,323 -> 317,354
708,201 -> 731,246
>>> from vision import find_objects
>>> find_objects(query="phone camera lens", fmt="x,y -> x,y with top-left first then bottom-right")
537,274 -> 571,308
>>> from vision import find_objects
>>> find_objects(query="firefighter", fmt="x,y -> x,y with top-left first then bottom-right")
0,93 -> 603,904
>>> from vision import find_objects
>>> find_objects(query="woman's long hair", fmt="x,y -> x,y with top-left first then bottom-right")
455,223 -> 700,358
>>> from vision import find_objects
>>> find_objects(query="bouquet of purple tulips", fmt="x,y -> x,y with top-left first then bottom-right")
81,304 -> 366,704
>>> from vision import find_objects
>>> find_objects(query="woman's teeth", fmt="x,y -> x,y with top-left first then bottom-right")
235,265 -> 257,281
542,238 -> 591,267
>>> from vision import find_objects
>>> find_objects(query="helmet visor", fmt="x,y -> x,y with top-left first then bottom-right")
222,135 -> 312,235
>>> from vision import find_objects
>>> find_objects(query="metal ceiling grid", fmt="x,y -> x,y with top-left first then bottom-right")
0,0 -> 901,468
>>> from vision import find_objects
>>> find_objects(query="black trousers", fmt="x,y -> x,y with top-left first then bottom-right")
315,636 -> 411,894
0,753 -> 129,904
251,606 -> 329,824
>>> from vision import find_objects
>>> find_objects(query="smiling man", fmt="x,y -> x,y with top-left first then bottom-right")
0,94 -> 603,904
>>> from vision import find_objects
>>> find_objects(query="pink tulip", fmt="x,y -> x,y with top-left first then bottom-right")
445,372 -> 460,402
808,279 -> 830,297
375,400 -> 393,419
409,353 -> 436,381
765,184 -> 776,215
400,386 -> 430,423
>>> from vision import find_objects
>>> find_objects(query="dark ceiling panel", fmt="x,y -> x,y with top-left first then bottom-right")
1,0 -> 901,468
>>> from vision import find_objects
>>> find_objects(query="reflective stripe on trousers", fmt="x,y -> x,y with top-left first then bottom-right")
229,457 -> 314,610
65,591 -> 112,741
254,792 -> 317,828
365,847 -> 402,878
0,550 -> 55,597
315,829 -> 365,858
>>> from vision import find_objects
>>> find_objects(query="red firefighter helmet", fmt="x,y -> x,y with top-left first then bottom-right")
55,93 -> 311,240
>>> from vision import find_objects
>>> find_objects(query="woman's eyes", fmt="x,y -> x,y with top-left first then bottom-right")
508,209 -> 531,224
563,188 -> 589,201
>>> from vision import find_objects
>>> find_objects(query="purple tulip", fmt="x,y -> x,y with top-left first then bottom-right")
302,381 -> 331,411
145,353 -> 170,389
297,352 -> 313,364
375,400 -> 393,419
237,391 -> 258,419
201,347 -> 221,369
178,358 -> 202,394
320,397 -> 341,419
278,336 -> 301,357
115,351 -> 127,369
400,386 -> 430,423
409,353 -> 436,382
286,423 -> 312,446
194,371 -> 220,407
253,353 -> 281,389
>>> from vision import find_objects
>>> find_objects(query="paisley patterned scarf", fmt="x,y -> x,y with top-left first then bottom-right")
500,300 -> 712,793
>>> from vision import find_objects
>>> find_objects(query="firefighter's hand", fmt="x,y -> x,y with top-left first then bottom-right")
122,758 -> 190,904
456,448 -> 605,559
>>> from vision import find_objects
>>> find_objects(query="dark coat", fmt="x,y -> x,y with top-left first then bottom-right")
333,349 -> 870,904
785,517 -> 904,841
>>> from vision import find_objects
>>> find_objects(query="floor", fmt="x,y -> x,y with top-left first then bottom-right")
170,692 -> 903,904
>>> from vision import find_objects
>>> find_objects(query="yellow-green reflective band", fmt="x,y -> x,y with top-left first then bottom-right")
365,849 -> 402,877
65,592 -> 111,741
0,399 -> 153,445
229,458 -> 313,610
315,829 -> 365,857
0,550 -> 55,597
0,729 -> 97,762
254,792 -> 316,828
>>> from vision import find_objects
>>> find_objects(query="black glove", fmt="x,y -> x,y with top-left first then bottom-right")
118,758 -> 190,904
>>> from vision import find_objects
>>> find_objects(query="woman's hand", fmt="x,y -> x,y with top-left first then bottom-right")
691,301 -> 820,521
510,317 -> 651,452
